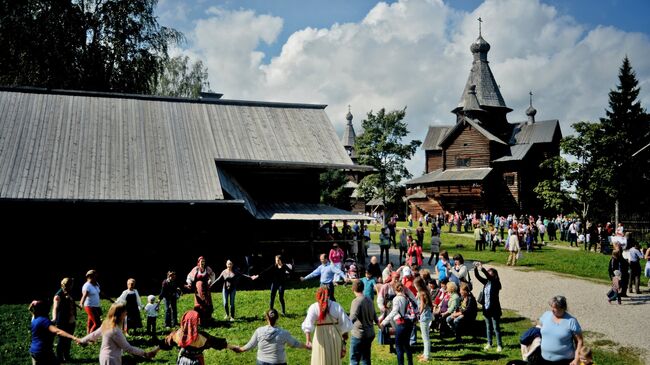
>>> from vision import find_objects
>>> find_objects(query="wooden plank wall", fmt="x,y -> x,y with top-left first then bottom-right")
444,123 -> 491,168
425,150 -> 443,173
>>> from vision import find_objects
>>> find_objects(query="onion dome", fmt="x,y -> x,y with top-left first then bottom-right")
470,35 -> 491,54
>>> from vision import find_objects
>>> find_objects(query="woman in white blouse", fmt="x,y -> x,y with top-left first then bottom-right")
301,287 -> 352,365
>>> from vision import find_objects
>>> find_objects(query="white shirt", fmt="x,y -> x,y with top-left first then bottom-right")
301,300 -> 353,335
82,282 -> 101,307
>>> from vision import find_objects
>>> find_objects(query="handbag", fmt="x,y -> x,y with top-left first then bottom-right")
377,325 -> 393,345
477,290 -> 485,305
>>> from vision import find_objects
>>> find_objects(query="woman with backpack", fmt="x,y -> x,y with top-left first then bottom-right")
379,281 -> 414,365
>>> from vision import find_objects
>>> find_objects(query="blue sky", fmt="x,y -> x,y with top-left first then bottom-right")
156,0 -> 650,176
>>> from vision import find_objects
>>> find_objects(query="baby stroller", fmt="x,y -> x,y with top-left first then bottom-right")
344,258 -> 361,281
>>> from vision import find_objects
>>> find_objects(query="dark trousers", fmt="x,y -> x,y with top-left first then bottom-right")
270,282 -> 286,313
164,297 -> 178,327
428,252 -> 439,266
56,322 -> 75,362
146,316 -> 157,338
380,245 -> 390,265
629,262 -> 641,293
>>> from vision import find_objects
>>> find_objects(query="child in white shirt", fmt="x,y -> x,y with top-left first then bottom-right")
144,295 -> 159,339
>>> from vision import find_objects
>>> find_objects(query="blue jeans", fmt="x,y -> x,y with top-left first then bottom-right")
484,315 -> 502,347
395,322 -> 413,365
350,335 -> 373,365
419,317 -> 432,359
164,297 -> 178,327
223,287 -> 236,317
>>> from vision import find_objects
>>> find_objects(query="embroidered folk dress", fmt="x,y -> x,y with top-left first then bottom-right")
301,300 -> 353,365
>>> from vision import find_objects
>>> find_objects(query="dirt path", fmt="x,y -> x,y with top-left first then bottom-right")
492,265 -> 649,363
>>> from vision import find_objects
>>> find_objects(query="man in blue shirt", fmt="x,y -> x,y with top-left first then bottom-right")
301,254 -> 344,301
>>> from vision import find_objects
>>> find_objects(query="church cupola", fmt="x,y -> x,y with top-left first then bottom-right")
341,105 -> 357,161
449,18 -> 514,141
526,91 -> 537,124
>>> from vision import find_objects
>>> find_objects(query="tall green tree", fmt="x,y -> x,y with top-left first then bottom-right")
153,55 -> 210,98
0,0 -> 183,94
355,108 -> 421,219
319,170 -> 350,210
599,57 -> 650,214
535,57 -> 649,222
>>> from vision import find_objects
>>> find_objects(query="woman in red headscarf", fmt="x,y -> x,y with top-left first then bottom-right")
301,287 -> 353,365
161,310 -> 229,365
186,257 -> 216,324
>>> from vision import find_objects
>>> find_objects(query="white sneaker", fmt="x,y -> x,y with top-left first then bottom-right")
483,344 -> 491,351
224,315 -> 229,320
496,346 -> 503,353
229,316 -> 235,322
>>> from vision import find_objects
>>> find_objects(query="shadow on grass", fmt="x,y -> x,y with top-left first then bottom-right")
500,316 -> 527,324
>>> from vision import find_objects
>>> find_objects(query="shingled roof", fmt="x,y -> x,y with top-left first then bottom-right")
509,120 -> 560,145
422,126 -> 451,150
405,167 -> 492,185
0,87 -> 354,202
455,35 -> 511,113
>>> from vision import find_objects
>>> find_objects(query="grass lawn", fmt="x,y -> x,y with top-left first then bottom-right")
1,284 -> 643,364
365,222 -> 647,286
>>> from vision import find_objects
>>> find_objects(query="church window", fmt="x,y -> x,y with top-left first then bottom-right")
505,175 -> 515,186
456,156 -> 471,167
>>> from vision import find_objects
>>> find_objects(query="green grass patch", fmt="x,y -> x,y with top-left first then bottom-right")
365,222 -> 646,286
1,285 -> 643,364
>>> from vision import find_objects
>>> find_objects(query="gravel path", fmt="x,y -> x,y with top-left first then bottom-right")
366,243 -> 650,363
488,264 -> 649,364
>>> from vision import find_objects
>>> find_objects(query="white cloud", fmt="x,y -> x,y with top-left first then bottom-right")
181,0 -> 650,179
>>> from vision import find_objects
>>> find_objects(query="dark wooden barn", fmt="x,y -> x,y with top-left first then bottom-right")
405,30 -> 561,218
0,87 -> 370,302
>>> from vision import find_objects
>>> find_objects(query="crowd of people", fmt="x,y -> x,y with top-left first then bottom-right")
27,215 -> 649,365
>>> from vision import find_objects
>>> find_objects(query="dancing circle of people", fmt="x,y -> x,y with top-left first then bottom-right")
30,225 -> 641,365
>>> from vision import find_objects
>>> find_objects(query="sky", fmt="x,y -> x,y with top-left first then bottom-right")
156,0 -> 650,177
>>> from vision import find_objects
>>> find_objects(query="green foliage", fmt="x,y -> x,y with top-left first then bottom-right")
153,55 -> 211,97
0,0 -> 183,94
599,57 -> 650,213
355,108 -> 421,216
533,156 -> 574,214
320,169 -> 350,209
536,57 -> 650,221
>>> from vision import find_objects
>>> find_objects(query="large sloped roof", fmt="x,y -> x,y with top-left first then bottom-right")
509,120 -> 560,144
422,126 -> 451,150
405,167 -> 492,185
0,88 -> 353,201
493,144 -> 533,162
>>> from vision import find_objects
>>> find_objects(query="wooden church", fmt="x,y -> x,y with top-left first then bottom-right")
405,26 -> 561,218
